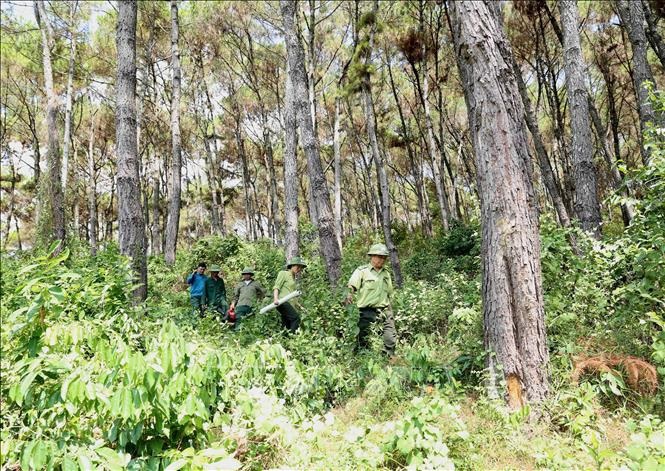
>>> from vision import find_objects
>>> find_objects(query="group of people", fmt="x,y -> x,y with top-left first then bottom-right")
187,243 -> 396,356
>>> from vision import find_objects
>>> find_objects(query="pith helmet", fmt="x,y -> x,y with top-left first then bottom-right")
367,243 -> 389,256
209,265 -> 221,272
241,267 -> 255,275
286,256 -> 308,268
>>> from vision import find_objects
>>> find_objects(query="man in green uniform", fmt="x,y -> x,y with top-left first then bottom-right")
273,257 -> 306,333
346,244 -> 396,356
229,267 -> 267,329
204,265 -> 228,319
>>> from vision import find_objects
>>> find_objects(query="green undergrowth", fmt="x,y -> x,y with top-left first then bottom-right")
2,121 -> 664,468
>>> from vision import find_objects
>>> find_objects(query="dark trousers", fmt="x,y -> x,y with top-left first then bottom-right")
357,306 -> 396,356
277,301 -> 300,333
190,295 -> 205,317
234,305 -> 253,330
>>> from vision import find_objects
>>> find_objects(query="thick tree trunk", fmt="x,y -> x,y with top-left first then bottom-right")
164,0 -> 182,265
115,0 -> 147,302
281,0 -> 342,286
283,63 -> 300,259
360,0 -> 403,287
450,0 -> 549,406
88,109 -> 98,256
559,0 -> 602,239
62,1 -> 77,192
617,0 -> 659,166
35,0 -> 65,247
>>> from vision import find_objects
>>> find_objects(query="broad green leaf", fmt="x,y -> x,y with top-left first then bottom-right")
396,436 -> 415,455
18,371 -> 38,406
202,457 -> 242,470
164,459 -> 188,471
62,456 -> 78,471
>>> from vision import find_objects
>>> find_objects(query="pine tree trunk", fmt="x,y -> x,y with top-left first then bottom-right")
116,0 -> 147,302
263,124 -> 280,242
360,0 -> 403,287
450,0 -> 549,406
559,0 -> 602,239
617,0 -> 659,166
640,0 -> 665,69
281,0 -> 342,286
164,0 -> 182,265
512,60 -> 571,227
284,62 -> 300,259
35,0 -> 65,247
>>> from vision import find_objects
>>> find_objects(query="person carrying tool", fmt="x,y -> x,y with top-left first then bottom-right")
229,267 -> 267,329
204,265 -> 228,319
273,257 -> 307,333
346,244 -> 396,357
187,262 -> 208,317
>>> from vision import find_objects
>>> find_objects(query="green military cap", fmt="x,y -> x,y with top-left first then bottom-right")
367,243 -> 389,256
286,256 -> 307,268
209,265 -> 221,272
241,267 -> 255,275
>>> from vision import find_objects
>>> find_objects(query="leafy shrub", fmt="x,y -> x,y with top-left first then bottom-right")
187,236 -> 241,272
382,393 -> 469,470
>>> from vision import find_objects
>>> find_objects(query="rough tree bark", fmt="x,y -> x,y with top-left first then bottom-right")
283,62 -> 300,259
617,0 -> 659,166
116,0 -> 147,302
164,0 -> 182,265
360,0 -> 403,287
34,0 -> 65,247
450,0 -> 549,406
281,0 -> 342,286
559,0 -> 602,239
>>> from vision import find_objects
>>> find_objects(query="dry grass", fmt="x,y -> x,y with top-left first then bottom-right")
572,355 -> 658,395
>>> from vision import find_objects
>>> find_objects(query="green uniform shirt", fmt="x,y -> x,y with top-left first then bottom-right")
273,270 -> 298,300
348,264 -> 394,309
233,280 -> 266,307
204,276 -> 226,307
